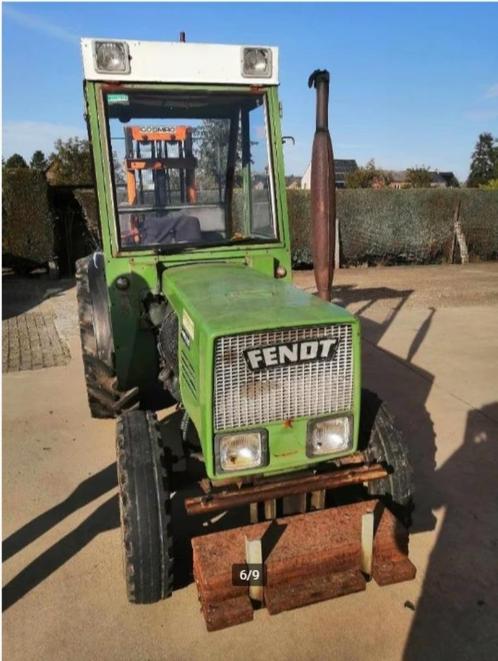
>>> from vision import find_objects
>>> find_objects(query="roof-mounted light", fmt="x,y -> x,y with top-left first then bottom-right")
241,47 -> 272,78
93,40 -> 130,74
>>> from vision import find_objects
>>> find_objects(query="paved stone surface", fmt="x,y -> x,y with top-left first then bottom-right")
3,311 -> 71,373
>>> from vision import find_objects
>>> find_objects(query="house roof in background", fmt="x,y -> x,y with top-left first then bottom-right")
388,169 -> 458,184
334,159 -> 358,172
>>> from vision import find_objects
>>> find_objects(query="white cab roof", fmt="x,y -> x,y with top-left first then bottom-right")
81,38 -> 279,85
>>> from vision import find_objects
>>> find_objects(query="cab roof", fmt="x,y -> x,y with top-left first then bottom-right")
81,38 -> 279,85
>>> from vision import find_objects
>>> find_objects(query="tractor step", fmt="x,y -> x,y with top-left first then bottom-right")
192,500 -> 416,631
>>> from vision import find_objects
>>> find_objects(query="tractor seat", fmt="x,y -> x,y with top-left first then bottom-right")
140,211 -> 202,245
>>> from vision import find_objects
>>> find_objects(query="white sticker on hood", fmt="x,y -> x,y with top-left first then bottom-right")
182,309 -> 195,341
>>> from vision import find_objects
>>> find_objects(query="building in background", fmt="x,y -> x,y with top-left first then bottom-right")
285,175 -> 302,189
388,170 -> 459,189
301,159 -> 358,189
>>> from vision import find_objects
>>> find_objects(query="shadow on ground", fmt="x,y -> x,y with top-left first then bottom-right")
403,403 -> 498,660
2,467 -> 119,611
2,273 -> 75,320
4,279 -> 496,655
336,282 -> 498,656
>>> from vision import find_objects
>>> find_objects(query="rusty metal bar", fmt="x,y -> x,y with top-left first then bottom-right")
185,464 -> 388,516
199,452 -> 368,492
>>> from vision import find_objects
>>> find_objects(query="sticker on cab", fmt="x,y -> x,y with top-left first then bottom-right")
107,93 -> 129,105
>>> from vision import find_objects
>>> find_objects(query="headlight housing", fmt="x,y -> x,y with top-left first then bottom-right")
306,415 -> 353,457
215,430 -> 268,473
241,47 -> 272,78
94,41 -> 130,74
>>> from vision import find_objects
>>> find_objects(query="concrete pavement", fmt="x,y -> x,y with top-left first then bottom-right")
3,263 -> 498,660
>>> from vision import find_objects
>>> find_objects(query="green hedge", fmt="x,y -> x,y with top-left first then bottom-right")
2,169 -> 54,266
15,181 -> 493,267
288,188 -> 498,265
73,187 -> 101,245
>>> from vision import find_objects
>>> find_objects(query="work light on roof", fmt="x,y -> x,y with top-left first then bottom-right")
242,47 -> 272,78
94,40 -> 130,74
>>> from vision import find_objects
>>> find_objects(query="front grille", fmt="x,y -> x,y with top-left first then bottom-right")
214,324 -> 354,431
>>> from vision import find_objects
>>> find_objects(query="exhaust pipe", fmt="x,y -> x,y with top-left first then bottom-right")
308,69 -> 336,302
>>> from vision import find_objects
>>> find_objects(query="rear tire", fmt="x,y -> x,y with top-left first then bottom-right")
116,410 -> 173,604
76,254 -> 139,418
360,389 -> 414,524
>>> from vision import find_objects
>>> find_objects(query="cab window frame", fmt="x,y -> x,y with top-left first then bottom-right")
101,85 -> 280,254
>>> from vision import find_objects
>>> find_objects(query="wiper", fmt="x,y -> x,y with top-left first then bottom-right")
205,237 -> 275,248
230,236 -> 275,245
152,237 -> 276,254
153,244 -> 197,255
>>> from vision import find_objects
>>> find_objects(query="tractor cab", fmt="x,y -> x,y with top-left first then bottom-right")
82,39 -> 284,264
114,95 -> 276,250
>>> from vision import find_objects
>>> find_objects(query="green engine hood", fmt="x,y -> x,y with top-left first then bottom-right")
162,262 -> 361,482
163,263 -> 356,334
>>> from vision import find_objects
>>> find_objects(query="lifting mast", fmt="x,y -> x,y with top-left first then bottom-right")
124,125 -> 197,207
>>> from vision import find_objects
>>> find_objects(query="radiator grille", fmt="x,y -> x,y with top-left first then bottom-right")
214,324 -> 353,431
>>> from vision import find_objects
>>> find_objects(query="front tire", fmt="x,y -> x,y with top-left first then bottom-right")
360,389 -> 414,523
116,410 -> 174,603
76,254 -> 139,418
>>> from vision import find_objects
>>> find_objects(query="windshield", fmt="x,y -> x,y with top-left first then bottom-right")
104,90 -> 277,251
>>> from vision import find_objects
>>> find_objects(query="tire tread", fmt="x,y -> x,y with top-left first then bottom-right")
76,255 -> 139,418
116,410 -> 173,604
360,389 -> 414,517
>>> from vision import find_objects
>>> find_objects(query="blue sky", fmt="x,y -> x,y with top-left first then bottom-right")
3,2 -> 498,181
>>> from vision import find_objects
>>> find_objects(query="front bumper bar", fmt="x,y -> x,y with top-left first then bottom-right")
184,461 -> 388,515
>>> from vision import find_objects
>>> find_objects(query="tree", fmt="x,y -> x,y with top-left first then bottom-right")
48,137 -> 93,186
346,159 -> 392,189
406,166 -> 432,188
30,150 -> 48,171
196,118 -> 246,198
4,153 -> 28,169
479,178 -> 498,190
197,119 -> 232,198
467,132 -> 497,187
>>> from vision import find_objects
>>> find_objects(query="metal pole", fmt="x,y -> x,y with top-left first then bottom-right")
308,69 -> 336,301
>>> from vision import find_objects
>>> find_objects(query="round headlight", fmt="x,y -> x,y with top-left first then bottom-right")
94,41 -> 130,74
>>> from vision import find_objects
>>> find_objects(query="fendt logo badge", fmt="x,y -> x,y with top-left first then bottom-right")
243,338 -> 339,371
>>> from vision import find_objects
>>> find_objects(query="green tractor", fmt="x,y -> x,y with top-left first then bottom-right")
78,37 -> 413,605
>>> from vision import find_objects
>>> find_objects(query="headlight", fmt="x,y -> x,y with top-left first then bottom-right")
306,415 -> 353,457
241,47 -> 272,78
94,41 -> 130,74
215,430 -> 268,473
